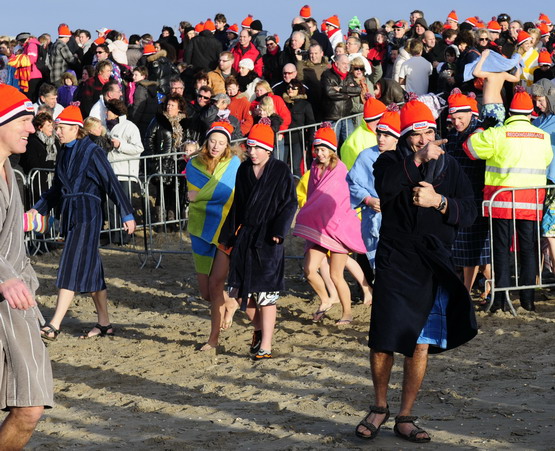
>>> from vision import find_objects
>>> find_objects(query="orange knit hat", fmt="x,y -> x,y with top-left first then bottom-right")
0,84 -> 34,126
227,24 -> 239,35
400,97 -> 436,136
55,105 -> 84,127
510,85 -> 534,115
143,43 -> 156,55
313,122 -> 338,151
241,15 -> 254,29
325,15 -> 340,29
538,49 -> 553,66
363,96 -> 386,122
487,18 -> 501,33
447,88 -> 473,114
464,17 -> 478,28
539,13 -> 552,26
447,10 -> 459,23
194,22 -> 204,33
300,5 -> 312,19
206,121 -> 233,142
204,19 -> 215,32
247,118 -> 274,151
58,24 -> 71,38
538,22 -> 550,38
376,104 -> 401,138
467,92 -> 479,117
517,30 -> 532,46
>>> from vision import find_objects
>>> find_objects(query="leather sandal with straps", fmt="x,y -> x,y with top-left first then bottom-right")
393,415 -> 431,443
355,404 -> 390,439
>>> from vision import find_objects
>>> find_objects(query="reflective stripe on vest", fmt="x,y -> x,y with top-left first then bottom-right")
488,201 -> 542,210
486,166 -> 547,176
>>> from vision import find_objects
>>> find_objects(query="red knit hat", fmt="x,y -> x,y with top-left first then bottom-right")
313,122 -> 338,151
206,121 -> 233,142
400,97 -> 436,136
55,105 -> 84,127
447,10 -> 459,23
325,15 -> 340,29
58,24 -> 71,38
510,85 -> 534,115
247,119 -> 274,151
538,49 -> 553,66
241,15 -> 254,29
204,19 -> 215,32
227,24 -> 239,35
475,19 -> 486,29
376,104 -> 401,139
538,22 -> 550,38
517,30 -> 532,46
0,84 -> 34,127
300,5 -> 312,19
143,43 -> 156,55
487,18 -> 501,33
195,22 -> 204,33
448,88 -> 472,114
539,13 -> 552,26
363,96 -> 386,122
464,17 -> 478,28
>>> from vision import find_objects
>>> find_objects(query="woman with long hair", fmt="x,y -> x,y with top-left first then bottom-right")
186,121 -> 242,350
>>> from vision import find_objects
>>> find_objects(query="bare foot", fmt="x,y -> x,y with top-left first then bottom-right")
199,342 -> 217,352
221,300 -> 239,330
329,296 -> 341,305
363,286 -> 373,305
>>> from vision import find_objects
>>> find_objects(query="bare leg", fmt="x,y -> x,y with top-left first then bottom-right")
196,273 -> 210,301
356,350 -> 394,437
0,406 -> 44,450
481,264 -> 492,297
329,252 -> 352,321
258,305 -> 277,352
345,256 -> 373,305
304,247 -> 334,314
462,266 -> 480,293
547,237 -> 555,272
319,257 -> 340,304
41,288 -> 75,338
205,251 -> 233,347
81,289 -> 113,337
397,344 -> 430,440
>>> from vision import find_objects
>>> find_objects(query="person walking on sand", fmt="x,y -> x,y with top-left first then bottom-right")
0,84 -> 54,451
29,105 -> 136,340
294,124 -> 366,325
186,121 -> 241,351
355,98 -> 477,443
219,119 -> 297,360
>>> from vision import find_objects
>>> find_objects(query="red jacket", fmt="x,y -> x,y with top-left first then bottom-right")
250,93 -> 291,131
231,42 -> 264,77
229,94 -> 254,136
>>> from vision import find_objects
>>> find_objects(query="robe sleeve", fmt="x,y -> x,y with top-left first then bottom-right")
268,167 -> 298,242
443,158 -> 478,228
33,164 -> 63,215
374,152 -> 423,205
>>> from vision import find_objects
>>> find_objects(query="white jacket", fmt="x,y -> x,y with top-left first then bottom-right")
393,47 -> 410,84
107,116 -> 143,181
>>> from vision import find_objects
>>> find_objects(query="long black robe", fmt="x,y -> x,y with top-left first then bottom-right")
220,157 -> 297,299
369,142 -> 478,357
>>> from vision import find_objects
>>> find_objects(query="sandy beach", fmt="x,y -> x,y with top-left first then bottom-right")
11,234 -> 555,450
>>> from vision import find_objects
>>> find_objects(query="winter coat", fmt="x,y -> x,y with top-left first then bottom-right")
199,105 -> 243,141
126,44 -> 143,67
74,75 -> 105,118
207,67 -> 238,95
297,57 -> 330,121
146,50 -> 179,95
251,30 -> 268,56
128,80 -> 159,137
249,93 -> 291,130
262,47 -> 283,86
184,31 -> 223,71
229,94 -> 253,136
107,39 -> 128,66
320,68 -> 361,121
107,115 -> 144,180
231,42 -> 263,77
283,93 -> 316,144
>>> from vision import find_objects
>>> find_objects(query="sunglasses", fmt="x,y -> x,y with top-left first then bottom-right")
198,94 -> 211,100
352,67 -> 364,71
479,38 -> 489,41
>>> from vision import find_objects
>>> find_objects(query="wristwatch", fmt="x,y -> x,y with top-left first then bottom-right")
435,195 -> 447,211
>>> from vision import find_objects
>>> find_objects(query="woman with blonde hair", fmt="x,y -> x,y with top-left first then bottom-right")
515,30 -> 539,87
186,121 -> 242,350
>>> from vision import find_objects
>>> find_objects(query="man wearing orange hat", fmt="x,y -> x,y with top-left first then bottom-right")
324,15 -> 344,50
50,23 -> 78,86
464,87 -> 553,312
0,84 -> 53,450
184,19 -> 223,72
220,120 -> 297,360
356,98 -> 477,443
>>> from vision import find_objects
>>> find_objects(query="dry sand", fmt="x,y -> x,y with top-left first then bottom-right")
8,234 -> 555,450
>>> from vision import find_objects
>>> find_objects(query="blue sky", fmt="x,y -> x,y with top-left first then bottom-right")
4,1 -> 545,41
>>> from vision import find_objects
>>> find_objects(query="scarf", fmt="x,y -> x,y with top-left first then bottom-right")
217,109 -> 231,120
36,131 -> 58,161
267,45 -> 279,56
164,112 -> 187,150
397,134 -> 446,184
332,63 -> 348,80
326,28 -> 340,40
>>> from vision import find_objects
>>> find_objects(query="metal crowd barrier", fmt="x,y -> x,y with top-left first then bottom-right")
483,185 -> 555,315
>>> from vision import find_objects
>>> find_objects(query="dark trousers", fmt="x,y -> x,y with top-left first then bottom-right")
492,218 -> 538,303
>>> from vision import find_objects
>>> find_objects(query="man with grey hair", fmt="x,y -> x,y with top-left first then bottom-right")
346,36 -> 372,75
200,93 -> 242,141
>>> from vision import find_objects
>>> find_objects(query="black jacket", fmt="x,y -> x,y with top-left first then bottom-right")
199,105 -> 243,142
128,80 -> 159,137
146,51 -> 179,95
320,69 -> 361,121
184,31 -> 223,71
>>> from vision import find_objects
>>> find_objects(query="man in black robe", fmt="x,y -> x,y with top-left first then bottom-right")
355,99 -> 478,443
220,120 -> 297,361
